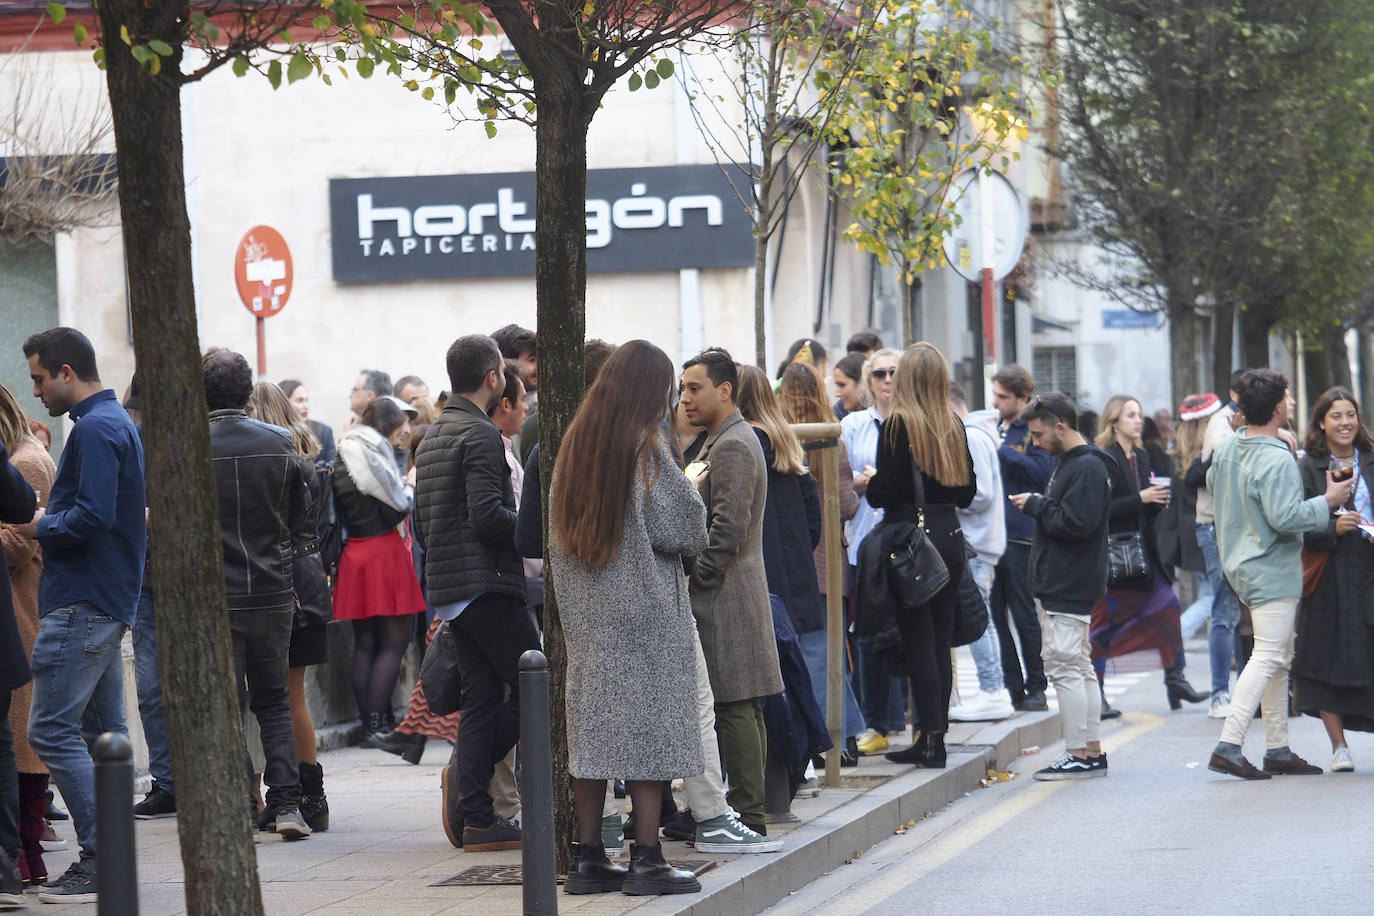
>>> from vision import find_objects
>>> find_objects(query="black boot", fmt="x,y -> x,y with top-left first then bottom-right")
885,731 -> 927,764
885,731 -> 946,768
370,728 -> 427,764
299,762 -> 329,833
1100,681 -> 1122,720
842,736 -> 860,767
359,712 -> 388,742
1165,669 -> 1207,710
565,842 -> 628,894
623,842 -> 700,896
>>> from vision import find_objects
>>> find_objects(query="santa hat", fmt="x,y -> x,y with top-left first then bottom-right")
1179,393 -> 1221,422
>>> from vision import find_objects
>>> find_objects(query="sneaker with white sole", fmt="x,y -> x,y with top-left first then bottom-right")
39,821 -> 66,852
693,812 -> 783,853
948,690 -> 1015,722
1331,745 -> 1355,772
855,728 -> 889,755
37,860 -> 97,904
1208,692 -> 1231,719
1033,753 -> 1100,781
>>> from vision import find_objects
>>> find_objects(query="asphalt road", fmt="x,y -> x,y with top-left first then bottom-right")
764,645 -> 1374,916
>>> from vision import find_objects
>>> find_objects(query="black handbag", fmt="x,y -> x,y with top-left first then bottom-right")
886,459 -> 950,608
951,553 -> 988,647
419,621 -> 462,716
1107,529 -> 1150,587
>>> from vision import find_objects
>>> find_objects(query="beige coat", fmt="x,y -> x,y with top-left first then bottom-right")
688,410 -> 784,704
4,438 -> 55,775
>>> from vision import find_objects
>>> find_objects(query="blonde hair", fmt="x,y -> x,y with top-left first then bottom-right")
1174,417 -> 1205,467
887,343 -> 970,486
736,364 -> 806,475
861,348 -> 903,403
0,386 -> 35,454
409,396 -> 438,425
1096,395 -> 1142,452
247,382 -> 321,460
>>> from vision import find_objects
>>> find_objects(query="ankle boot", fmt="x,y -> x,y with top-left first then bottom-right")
359,712 -> 388,743
885,731 -> 928,765
623,842 -> 700,896
921,731 -> 947,768
371,728 -> 427,764
298,762 -> 329,833
1164,669 -> 1207,710
564,842 -> 628,895
1099,681 -> 1122,720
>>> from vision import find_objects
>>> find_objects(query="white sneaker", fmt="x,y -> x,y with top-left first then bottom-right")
1208,692 -> 1231,719
949,690 -> 1015,722
1332,745 -> 1355,772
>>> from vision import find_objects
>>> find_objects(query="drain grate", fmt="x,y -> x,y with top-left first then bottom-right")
432,859 -> 718,887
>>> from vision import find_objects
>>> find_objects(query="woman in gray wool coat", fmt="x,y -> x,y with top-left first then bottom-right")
549,340 -> 708,897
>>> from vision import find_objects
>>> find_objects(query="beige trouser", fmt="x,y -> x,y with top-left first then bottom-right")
1220,597 -> 1297,750
1038,603 -> 1101,751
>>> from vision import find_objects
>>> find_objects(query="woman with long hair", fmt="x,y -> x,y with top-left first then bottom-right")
550,340 -> 706,896
866,343 -> 975,768
245,382 -> 333,830
831,353 -> 868,421
1093,395 -> 1206,715
279,378 -> 336,467
1293,387 -> 1374,772
777,363 -> 865,760
841,347 -> 906,755
0,385 -> 55,884
1175,394 -> 1222,640
332,397 -> 427,744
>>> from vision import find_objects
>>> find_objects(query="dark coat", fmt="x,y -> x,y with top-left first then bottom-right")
1295,453 -> 1372,688
1102,441 -> 1171,582
0,443 -> 36,693
332,460 -> 407,538
756,429 -> 825,635
414,396 -> 525,605
760,594 -> 832,800
853,519 -> 917,637
293,461 -> 332,629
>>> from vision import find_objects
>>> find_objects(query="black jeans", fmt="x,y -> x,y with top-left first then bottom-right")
449,593 -> 541,828
0,693 -> 16,864
230,608 -> 299,809
892,506 -> 964,735
990,540 -> 1047,699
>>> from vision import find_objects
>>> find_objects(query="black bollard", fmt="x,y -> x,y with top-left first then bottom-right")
94,732 -> 138,915
518,650 -> 557,915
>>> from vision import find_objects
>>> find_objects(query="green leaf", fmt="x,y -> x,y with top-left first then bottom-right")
92,47 -> 105,68
129,44 -> 151,62
421,86 -> 434,100
644,69 -> 660,90
148,39 -> 174,56
287,52 -> 313,83
232,55 -> 250,77
655,58 -> 674,78
313,14 -> 331,30
628,72 -> 642,91
485,121 -> 497,139
267,59 -> 283,89
356,57 -> 375,78
72,22 -> 86,45
46,3 -> 65,25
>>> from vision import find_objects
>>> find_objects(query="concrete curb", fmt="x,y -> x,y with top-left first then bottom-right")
637,710 -> 1061,916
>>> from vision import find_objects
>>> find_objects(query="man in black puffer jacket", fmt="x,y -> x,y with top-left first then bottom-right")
414,334 -> 536,852
205,348 -> 314,839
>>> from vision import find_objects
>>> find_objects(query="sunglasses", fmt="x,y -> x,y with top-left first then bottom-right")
870,368 -> 896,381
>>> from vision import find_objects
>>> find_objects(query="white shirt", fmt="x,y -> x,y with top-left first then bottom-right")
841,406 -> 884,566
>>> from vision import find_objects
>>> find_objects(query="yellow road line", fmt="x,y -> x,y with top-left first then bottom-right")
833,712 -> 1165,912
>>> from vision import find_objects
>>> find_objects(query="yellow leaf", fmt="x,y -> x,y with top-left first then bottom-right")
119,24 -> 131,45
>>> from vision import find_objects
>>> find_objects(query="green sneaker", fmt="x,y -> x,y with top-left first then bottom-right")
693,812 -> 783,854
601,814 -> 624,853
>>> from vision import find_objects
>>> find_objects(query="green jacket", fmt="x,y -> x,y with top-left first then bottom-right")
1206,430 -> 1329,608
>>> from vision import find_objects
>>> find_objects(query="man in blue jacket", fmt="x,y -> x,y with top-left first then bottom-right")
990,365 -> 1054,711
20,328 -> 145,904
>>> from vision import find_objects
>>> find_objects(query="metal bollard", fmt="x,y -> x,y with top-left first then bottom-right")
94,732 -> 138,915
518,650 -> 557,915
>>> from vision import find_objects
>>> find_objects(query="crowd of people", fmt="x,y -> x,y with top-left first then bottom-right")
0,320 -> 1363,904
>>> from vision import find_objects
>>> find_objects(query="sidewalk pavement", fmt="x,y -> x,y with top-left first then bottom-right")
33,706 -> 1060,915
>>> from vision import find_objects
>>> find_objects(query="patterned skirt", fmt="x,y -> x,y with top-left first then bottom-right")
1090,569 -> 1182,673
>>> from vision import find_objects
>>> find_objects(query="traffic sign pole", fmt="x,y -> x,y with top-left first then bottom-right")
256,317 -> 267,379
978,169 -> 998,366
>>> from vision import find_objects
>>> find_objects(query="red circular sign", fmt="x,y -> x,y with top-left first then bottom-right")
235,225 -> 293,318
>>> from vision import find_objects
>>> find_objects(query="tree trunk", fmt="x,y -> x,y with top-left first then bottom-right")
533,84 -> 590,876
1169,305 -> 1200,409
96,2 -> 263,913
753,194 -> 768,369
1210,303 -> 1234,399
1303,324 -> 1352,397
900,269 -> 917,345
1360,324 -> 1374,411
1240,309 -> 1273,375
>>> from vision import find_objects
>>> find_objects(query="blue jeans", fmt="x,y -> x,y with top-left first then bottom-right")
1178,570 -> 1212,641
131,585 -> 173,791
966,557 -> 1005,694
796,628 -> 865,739
28,602 -> 128,861
853,635 -> 907,734
1196,522 -> 1244,698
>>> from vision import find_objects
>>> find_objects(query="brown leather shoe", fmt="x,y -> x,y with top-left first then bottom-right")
1208,752 -> 1271,780
1262,753 -> 1322,775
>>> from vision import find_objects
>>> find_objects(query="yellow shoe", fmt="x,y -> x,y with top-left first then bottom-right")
855,728 -> 889,756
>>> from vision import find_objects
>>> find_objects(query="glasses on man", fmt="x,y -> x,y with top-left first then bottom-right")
870,368 -> 896,381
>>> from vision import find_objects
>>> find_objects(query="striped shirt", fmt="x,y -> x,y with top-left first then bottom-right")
841,406 -> 884,565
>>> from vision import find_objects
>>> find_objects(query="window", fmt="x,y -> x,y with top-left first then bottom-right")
1032,346 -> 1078,404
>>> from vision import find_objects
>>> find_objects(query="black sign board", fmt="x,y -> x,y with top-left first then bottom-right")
329,164 -> 754,282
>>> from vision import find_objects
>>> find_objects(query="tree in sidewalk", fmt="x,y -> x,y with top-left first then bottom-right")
322,0 -> 741,869
45,1 -> 335,912
680,0 -> 879,368
818,0 -> 1030,346
1051,0 -> 1374,403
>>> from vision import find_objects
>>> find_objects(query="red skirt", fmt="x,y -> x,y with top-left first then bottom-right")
332,531 -> 427,620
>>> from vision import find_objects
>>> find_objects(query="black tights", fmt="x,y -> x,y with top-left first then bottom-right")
351,614 -> 417,717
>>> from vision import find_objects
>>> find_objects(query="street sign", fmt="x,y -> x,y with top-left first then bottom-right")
235,225 -> 293,318
942,169 -> 1026,284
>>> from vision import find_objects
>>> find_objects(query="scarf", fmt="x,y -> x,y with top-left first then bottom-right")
338,424 -> 409,513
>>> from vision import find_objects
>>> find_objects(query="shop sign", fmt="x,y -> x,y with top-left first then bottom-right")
329,164 -> 754,282
1102,309 -> 1162,330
